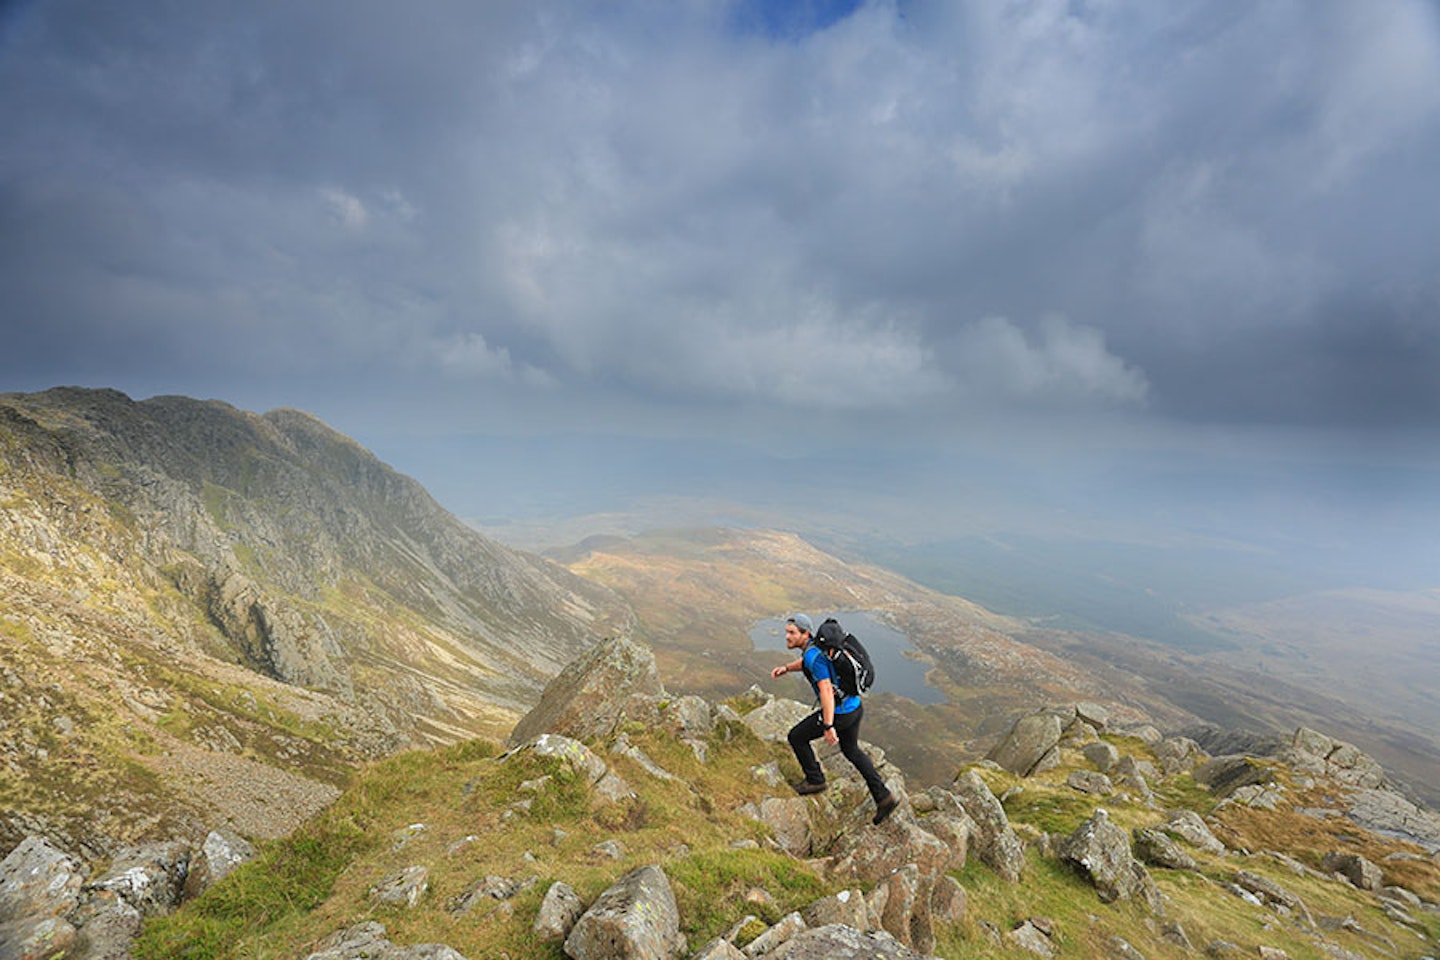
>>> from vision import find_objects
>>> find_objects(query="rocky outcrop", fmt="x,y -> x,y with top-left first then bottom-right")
1321,852 -> 1383,892
507,636 -> 665,747
304,921 -> 466,960
507,734 -> 635,805
1056,809 -> 1162,912
759,923 -> 938,960
0,836 -> 86,958
182,829 -> 256,900
534,881 -> 585,940
950,771 -> 1025,883
1162,810 -> 1226,856
0,387 -> 632,857
986,712 -> 1063,777
565,864 -> 687,960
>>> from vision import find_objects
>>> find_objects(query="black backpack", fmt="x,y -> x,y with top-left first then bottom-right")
811,617 -> 875,699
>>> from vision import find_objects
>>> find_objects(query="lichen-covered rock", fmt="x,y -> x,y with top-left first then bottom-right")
67,889 -> 142,960
1321,852 -> 1383,892
88,841 -> 191,917
512,733 -> 635,804
0,836 -> 85,923
1133,828 -> 1198,871
304,921 -> 466,960
741,698 -> 814,743
534,881 -> 585,940
1163,810 -> 1226,855
740,797 -> 813,857
758,923 -> 937,960
1082,741 -> 1119,774
915,813 -> 970,872
950,771 -> 1025,883
828,817 -> 949,888
1006,920 -> 1055,958
1075,702 -> 1111,732
1066,771 -> 1114,796
986,713 -> 1062,778
692,938 -> 747,960
742,911 -> 806,958
1155,737 -> 1205,775
1193,756 -> 1276,799
369,866 -> 429,909
0,914 -> 78,960
802,889 -> 870,931
565,864 -> 686,960
873,865 -> 932,954
182,829 -> 256,900
1057,810 -> 1161,911
928,876 -> 967,926
1233,871 -> 1314,926
507,635 -> 666,747
1286,728 -> 1385,789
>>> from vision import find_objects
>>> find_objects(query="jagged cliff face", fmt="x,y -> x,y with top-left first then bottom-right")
0,387 -> 632,853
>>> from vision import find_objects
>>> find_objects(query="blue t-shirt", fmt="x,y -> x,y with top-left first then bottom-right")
802,644 -> 860,715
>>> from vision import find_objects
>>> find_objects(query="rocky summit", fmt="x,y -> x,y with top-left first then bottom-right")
0,387 -> 631,858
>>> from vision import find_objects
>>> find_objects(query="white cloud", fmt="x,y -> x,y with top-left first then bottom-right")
436,332 -> 555,387
321,188 -> 369,231
953,315 -> 1149,406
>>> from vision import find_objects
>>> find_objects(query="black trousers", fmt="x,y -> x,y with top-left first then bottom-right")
787,704 -> 889,804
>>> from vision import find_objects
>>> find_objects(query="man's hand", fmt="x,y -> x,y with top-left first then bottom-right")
770,665 -> 787,679
823,726 -> 839,746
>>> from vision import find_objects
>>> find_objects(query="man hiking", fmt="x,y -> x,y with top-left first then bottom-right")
770,613 -> 898,825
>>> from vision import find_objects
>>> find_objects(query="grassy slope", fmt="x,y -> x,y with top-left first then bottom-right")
135,709 -> 1440,960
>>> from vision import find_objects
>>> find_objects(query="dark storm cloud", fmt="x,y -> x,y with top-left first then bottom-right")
1,0 -> 1438,435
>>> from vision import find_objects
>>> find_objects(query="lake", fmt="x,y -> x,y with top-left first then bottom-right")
749,610 -> 945,705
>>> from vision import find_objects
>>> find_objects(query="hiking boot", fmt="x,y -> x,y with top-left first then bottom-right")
794,779 -> 828,796
872,792 -> 898,825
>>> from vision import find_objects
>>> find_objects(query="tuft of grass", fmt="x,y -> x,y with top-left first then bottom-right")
668,847 -> 828,946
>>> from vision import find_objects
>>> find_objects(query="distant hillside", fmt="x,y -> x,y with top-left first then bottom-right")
554,527 -> 1440,810
0,387 -> 631,856
553,527 -> 1200,787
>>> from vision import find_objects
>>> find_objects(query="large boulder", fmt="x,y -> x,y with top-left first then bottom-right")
1133,828 -> 1198,871
508,635 -> 665,746
1286,728 -> 1385,789
1321,852 -> 1383,892
986,713 -> 1063,778
1056,809 -> 1162,911
801,890 -> 870,931
1192,756 -> 1276,799
740,798 -> 814,857
0,837 -> 85,923
1162,810 -> 1226,856
758,923 -> 938,960
565,864 -> 687,960
534,882 -> 585,940
303,921 -> 465,960
509,734 -> 634,805
87,840 -> 191,917
950,771 -> 1025,883
741,699 -> 814,743
182,829 -> 256,900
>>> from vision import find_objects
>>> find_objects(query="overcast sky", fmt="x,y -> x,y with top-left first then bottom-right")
3,1 -> 1439,582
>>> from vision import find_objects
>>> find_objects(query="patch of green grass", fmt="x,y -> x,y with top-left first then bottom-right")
1150,772 -> 1213,815
669,847 -> 828,946
1002,785 -> 1097,836
135,817 -> 374,960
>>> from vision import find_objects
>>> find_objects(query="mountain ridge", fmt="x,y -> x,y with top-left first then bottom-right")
0,386 -> 631,856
